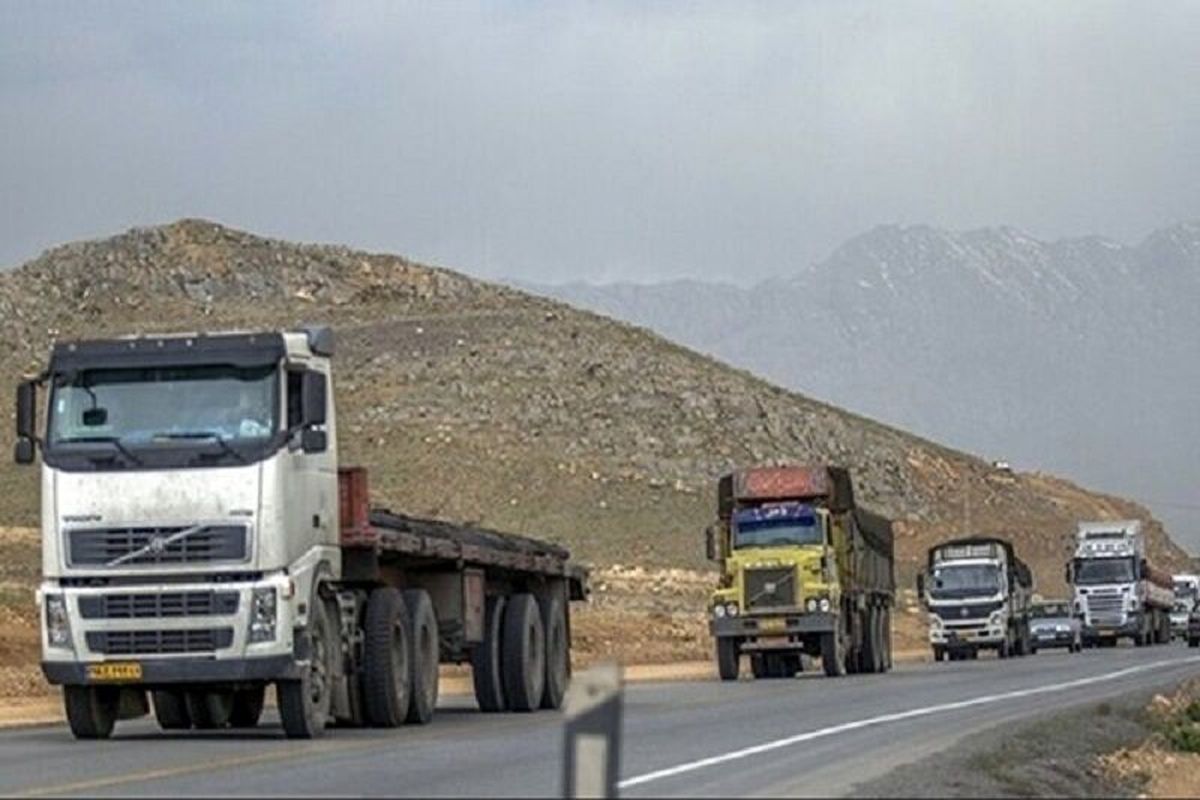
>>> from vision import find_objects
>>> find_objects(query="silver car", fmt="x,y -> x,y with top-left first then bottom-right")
1030,600 -> 1083,653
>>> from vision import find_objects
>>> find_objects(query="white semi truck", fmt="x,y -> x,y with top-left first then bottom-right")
919,537 -> 1033,661
14,327 -> 586,739
1068,520 -> 1172,647
1171,574 -> 1200,640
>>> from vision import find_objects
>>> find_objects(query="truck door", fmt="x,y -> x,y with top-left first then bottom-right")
284,366 -> 337,556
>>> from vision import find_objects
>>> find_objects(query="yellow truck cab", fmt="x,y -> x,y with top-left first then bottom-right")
706,466 -> 894,681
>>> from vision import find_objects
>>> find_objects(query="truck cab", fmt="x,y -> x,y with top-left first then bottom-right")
1069,520 -> 1172,647
17,330 -> 337,714
1171,574 -> 1199,640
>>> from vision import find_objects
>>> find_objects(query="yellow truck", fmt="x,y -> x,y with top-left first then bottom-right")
705,466 -> 895,680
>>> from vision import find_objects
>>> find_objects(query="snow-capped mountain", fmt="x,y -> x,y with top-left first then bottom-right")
526,222 -> 1200,551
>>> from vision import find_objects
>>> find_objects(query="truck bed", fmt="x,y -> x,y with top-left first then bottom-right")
338,467 -> 587,592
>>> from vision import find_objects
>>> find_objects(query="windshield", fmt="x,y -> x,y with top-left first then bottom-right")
1032,603 -> 1071,619
732,516 -> 823,549
929,564 -> 1002,599
49,364 -> 279,447
1073,557 -> 1135,585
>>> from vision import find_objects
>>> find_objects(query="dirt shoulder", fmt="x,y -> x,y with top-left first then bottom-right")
851,687 -> 1182,798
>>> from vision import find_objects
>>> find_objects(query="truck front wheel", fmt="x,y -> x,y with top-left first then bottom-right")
501,593 -> 546,712
403,589 -> 439,725
361,587 -> 413,728
280,593 -> 336,738
821,631 -> 846,677
64,685 -> 119,740
716,638 -> 740,681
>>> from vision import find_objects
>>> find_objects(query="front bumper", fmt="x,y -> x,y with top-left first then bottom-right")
1032,630 -> 1075,647
42,654 -> 299,687
930,619 -> 1005,647
1082,619 -> 1140,638
710,611 -> 836,640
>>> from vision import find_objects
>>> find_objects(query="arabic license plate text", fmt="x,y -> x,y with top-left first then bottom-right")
87,662 -> 142,682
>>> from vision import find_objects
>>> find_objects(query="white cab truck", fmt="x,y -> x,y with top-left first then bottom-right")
14,327 -> 585,739
1171,574 -> 1200,640
1068,520 -> 1171,648
918,537 -> 1033,661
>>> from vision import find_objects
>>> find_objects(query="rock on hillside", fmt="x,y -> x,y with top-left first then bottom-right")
0,220 -> 1190,594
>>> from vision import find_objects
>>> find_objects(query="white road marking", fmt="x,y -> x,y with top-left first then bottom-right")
618,655 -> 1200,790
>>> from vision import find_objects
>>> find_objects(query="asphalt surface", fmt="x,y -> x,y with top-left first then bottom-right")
1,645 -> 1197,798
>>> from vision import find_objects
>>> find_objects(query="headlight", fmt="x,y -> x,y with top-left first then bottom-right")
806,598 -> 818,613
819,598 -> 831,612
713,603 -> 727,618
725,602 -> 739,617
249,587 -> 278,643
45,594 -> 71,648
1056,624 -> 1070,633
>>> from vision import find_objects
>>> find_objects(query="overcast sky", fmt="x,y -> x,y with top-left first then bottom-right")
2,2 -> 1199,283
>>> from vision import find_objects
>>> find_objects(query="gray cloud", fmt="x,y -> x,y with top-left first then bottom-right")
2,2 -> 1199,282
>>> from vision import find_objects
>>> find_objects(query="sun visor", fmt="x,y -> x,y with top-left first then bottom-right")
49,333 -> 287,373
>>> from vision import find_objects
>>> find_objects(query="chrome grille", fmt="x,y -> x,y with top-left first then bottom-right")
77,591 -> 239,620
744,568 -> 797,610
932,601 -> 1002,623
68,525 -> 247,567
86,628 -> 234,655
1086,593 -> 1125,626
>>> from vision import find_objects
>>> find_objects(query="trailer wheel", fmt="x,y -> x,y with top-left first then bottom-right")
361,586 -> 413,728
501,593 -> 545,711
280,591 -> 336,738
403,589 -> 440,725
64,685 -> 119,740
472,596 -> 507,712
821,630 -> 846,677
186,690 -> 234,729
716,638 -> 740,681
229,686 -> 266,728
539,593 -> 569,710
882,608 -> 893,671
152,690 -> 191,730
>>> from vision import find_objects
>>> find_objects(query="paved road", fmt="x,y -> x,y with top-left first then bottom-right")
2,646 -> 1197,798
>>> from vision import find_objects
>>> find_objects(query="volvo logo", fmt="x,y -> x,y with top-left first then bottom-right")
764,582 -> 777,594
960,607 -> 970,618
146,535 -> 168,555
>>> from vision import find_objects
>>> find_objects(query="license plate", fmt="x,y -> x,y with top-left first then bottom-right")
758,636 -> 789,647
87,662 -> 142,682
759,618 -> 786,633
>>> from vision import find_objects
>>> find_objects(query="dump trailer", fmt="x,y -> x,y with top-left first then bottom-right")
15,327 -> 586,740
705,465 -> 895,681
1069,520 -> 1171,647
920,537 -> 1033,661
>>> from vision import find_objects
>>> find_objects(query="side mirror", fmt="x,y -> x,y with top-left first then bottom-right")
916,573 -> 925,597
13,437 -> 34,465
301,428 -> 328,454
15,380 -> 36,439
704,525 -> 717,561
1064,563 -> 1073,584
301,371 -> 328,427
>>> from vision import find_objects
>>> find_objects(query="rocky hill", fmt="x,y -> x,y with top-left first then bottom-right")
532,222 -> 1200,552
0,220 -> 1191,596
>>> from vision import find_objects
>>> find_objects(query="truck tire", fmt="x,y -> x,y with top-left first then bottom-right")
152,690 -> 191,730
230,686 -> 266,728
821,631 -> 846,677
501,593 -> 546,712
1189,636 -> 1199,649
186,690 -> 234,729
932,645 -> 945,663
280,590 -> 336,738
64,685 -> 119,740
540,593 -> 569,710
403,589 -> 440,725
361,586 -> 413,728
882,608 -> 893,672
862,607 -> 883,674
716,638 -> 740,681
472,596 -> 507,712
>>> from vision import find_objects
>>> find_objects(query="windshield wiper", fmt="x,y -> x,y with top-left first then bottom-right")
153,431 -> 248,464
57,435 -> 144,466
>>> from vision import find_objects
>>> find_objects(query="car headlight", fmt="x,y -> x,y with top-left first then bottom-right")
45,594 -> 71,648
1056,624 -> 1071,633
713,603 -> 727,618
819,598 -> 831,612
725,602 -> 739,618
249,587 -> 278,643
806,598 -> 818,613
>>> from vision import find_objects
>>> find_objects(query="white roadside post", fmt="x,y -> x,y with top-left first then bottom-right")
562,662 -> 623,799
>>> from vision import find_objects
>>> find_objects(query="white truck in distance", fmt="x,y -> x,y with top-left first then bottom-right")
1068,520 -> 1172,647
1171,574 -> 1200,640
919,537 -> 1033,661
14,327 -> 586,740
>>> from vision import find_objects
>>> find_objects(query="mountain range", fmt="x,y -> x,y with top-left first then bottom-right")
527,222 -> 1200,553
